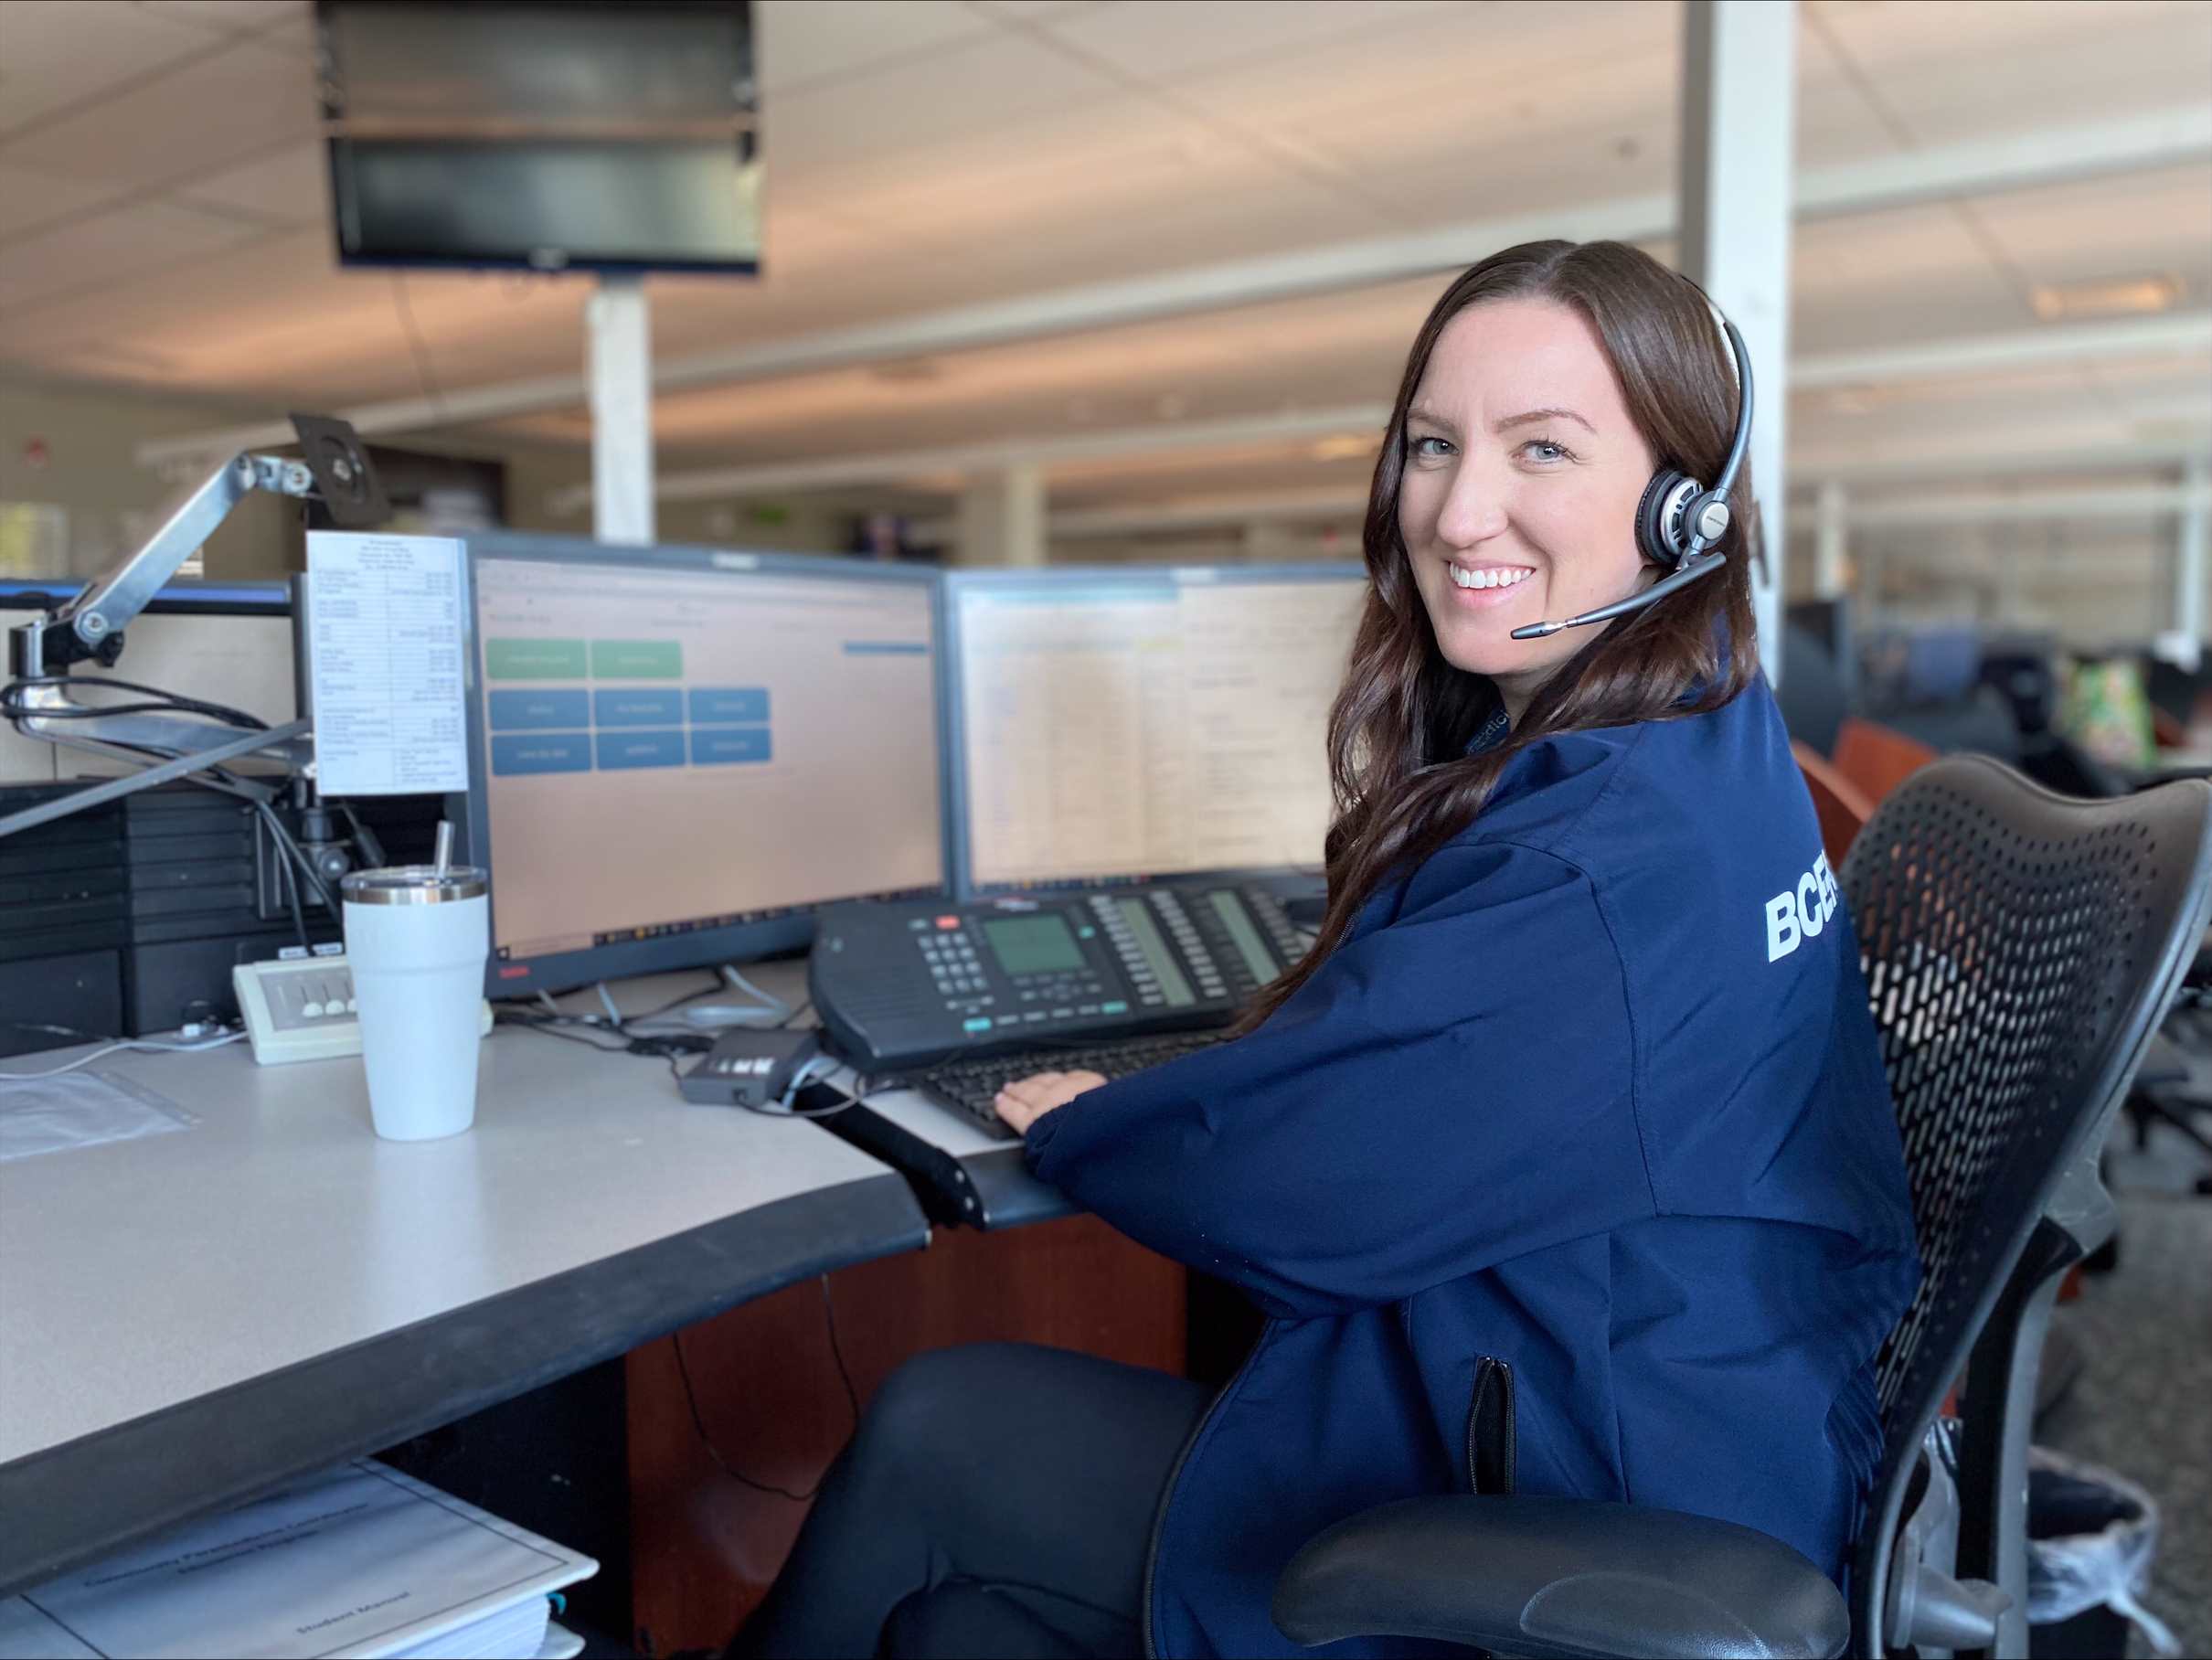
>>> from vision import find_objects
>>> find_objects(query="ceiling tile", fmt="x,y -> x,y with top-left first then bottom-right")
1041,0 -> 1462,84
1812,0 -> 2212,147
3,39 -> 318,189
0,200 -> 269,314
1794,15 -> 1907,168
970,0 -> 1109,19
1158,1 -> 1679,219
754,0 -> 998,94
0,163 -> 130,241
766,30 -> 1126,174
172,141 -> 329,226
1970,164 -> 2212,303
0,1 -> 218,136
1791,203 -> 2034,355
134,1 -> 310,36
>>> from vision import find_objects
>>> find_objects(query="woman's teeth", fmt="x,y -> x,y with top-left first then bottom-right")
1451,566 -> 1532,591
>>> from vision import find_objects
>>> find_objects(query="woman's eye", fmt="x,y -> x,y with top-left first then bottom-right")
1520,439 -> 1572,464
1409,434 -> 1453,460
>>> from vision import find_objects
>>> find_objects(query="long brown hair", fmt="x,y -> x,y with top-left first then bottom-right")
1242,239 -> 1760,1029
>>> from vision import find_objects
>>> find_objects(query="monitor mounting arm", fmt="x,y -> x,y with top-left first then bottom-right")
5,415 -> 385,770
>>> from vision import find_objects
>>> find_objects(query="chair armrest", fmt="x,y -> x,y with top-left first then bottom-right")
1271,1495 -> 1847,1660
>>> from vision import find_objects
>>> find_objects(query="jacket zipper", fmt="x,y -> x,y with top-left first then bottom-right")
1142,1322 -> 1275,1659
1466,1356 -> 1516,1495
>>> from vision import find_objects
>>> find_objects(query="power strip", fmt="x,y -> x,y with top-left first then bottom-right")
232,952 -> 493,1066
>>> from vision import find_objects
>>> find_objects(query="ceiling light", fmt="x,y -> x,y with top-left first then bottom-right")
1311,434 -> 1377,461
2029,272 -> 2184,322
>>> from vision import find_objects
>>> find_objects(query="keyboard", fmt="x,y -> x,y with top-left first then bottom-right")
912,1028 -> 1228,1142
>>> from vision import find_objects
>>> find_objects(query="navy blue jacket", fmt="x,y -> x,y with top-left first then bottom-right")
1025,677 -> 1920,1658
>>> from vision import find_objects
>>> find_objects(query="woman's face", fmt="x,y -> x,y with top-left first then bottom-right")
1397,298 -> 1658,719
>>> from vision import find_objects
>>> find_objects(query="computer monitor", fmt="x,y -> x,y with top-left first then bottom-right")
459,537 -> 948,995
945,564 -> 1367,897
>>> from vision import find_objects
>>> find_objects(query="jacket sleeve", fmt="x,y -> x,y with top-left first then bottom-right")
1024,839 -> 1654,1317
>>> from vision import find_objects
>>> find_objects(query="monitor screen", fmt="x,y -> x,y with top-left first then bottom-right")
462,539 -> 946,994
946,565 -> 1367,896
318,1 -> 760,275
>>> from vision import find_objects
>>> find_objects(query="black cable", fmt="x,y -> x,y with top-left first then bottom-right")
779,998 -> 815,1030
492,1012 -> 632,1054
627,974 -> 728,1024
261,806 -> 335,913
819,1273 -> 860,1431
255,802 -> 310,951
0,676 -> 271,730
669,1274 -> 861,1502
671,1328 -> 820,1501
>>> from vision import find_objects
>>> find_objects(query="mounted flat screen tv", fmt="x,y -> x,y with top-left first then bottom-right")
317,0 -> 760,275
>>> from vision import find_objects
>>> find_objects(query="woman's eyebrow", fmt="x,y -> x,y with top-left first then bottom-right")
1494,406 -> 1596,434
1406,404 -> 1457,433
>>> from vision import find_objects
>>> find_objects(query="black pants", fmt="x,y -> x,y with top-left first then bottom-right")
733,1342 -> 1213,1659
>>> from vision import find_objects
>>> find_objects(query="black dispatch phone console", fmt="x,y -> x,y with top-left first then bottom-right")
810,883 -> 1311,1071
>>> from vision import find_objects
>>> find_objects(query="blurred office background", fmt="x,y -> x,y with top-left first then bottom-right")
0,3 -> 2205,632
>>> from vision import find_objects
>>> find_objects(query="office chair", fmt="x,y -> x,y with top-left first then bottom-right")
1276,757 -> 2212,1659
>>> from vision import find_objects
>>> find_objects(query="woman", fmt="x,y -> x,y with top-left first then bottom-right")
739,239 -> 1920,1660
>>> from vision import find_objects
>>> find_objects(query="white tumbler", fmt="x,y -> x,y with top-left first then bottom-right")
341,859 -> 488,1142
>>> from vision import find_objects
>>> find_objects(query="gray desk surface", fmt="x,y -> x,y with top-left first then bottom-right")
724,957 -> 1078,1230
0,1004 -> 928,1594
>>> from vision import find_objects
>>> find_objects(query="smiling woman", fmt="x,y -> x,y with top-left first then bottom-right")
738,240 -> 1920,1660
1239,239 -> 1760,1027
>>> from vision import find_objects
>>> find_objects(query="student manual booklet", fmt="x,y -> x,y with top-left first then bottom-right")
0,1460 -> 596,1659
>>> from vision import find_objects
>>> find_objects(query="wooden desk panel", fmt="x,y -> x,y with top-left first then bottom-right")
628,1215 -> 1187,1656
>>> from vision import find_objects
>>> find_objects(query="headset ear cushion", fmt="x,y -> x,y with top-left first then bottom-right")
1636,470 -> 1695,568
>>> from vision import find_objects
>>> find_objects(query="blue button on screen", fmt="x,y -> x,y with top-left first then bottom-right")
690,728 -> 772,765
593,688 -> 686,727
491,732 -> 592,775
594,730 -> 686,770
689,687 -> 770,724
488,689 -> 589,731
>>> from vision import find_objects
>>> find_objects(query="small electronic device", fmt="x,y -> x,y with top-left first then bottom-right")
231,952 -> 493,1066
677,1028 -> 821,1110
809,882 -> 1309,1073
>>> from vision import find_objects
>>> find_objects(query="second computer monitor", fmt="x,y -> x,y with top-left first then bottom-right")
947,563 -> 1367,896
463,537 -> 948,995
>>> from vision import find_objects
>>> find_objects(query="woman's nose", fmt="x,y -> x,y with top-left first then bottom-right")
1434,465 -> 1509,548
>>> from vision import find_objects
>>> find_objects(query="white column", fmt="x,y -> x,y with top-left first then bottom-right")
2178,457 -> 2208,654
1679,0 -> 1796,684
1813,481 -> 1847,600
955,464 -> 1048,567
588,275 -> 655,545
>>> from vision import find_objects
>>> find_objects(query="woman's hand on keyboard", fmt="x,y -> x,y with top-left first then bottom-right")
994,1069 -> 1108,1134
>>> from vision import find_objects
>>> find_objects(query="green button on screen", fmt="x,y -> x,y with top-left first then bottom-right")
484,638 -> 588,679
590,640 -> 684,678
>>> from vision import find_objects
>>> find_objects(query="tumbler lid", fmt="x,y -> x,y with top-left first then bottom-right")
340,865 -> 486,905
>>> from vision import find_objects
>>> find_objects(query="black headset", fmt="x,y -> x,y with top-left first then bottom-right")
1511,302 -> 1755,641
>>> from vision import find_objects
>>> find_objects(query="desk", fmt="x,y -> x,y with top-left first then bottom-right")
642,955 -> 1081,1230
0,1019 -> 929,1597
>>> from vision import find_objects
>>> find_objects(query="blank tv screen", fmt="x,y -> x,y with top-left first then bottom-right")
318,1 -> 760,274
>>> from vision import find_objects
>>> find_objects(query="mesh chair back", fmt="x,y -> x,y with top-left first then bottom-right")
1841,758 -> 2212,1634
